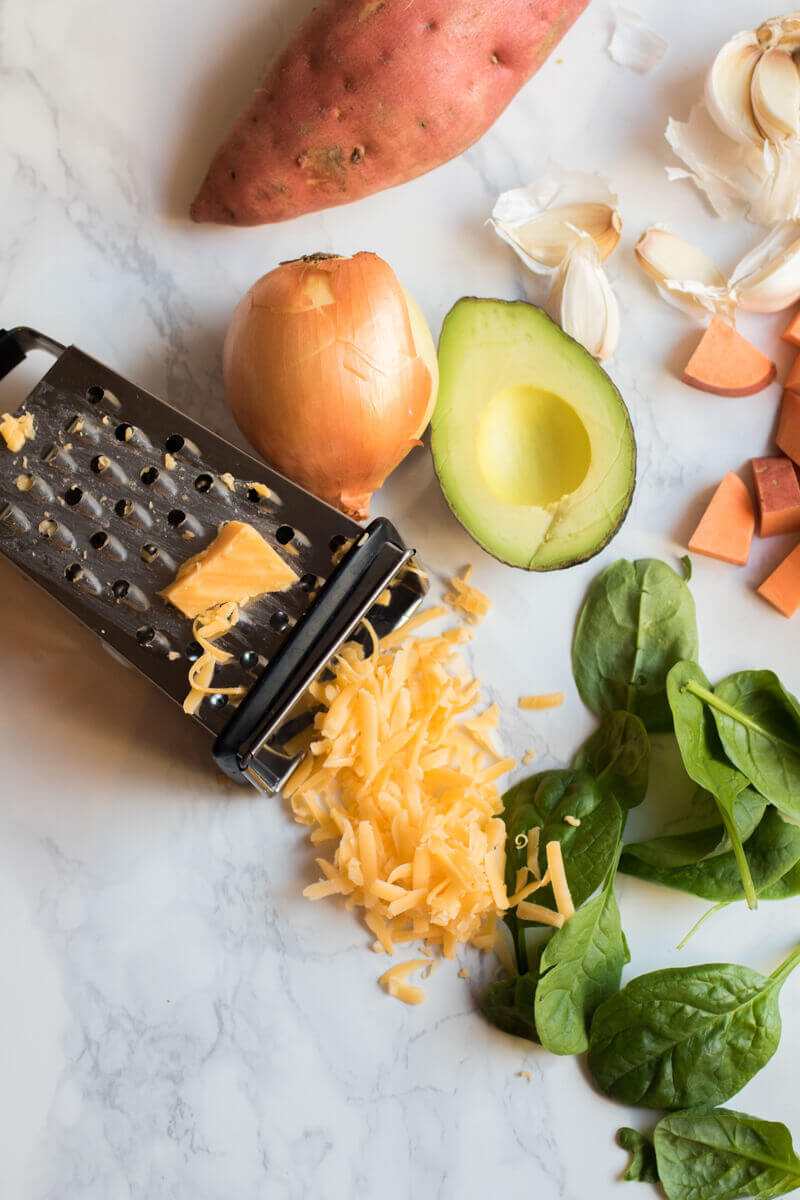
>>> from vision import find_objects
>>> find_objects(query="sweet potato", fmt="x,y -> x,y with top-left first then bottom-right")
191,0 -> 591,226
682,316 -> 776,398
688,472 -> 755,566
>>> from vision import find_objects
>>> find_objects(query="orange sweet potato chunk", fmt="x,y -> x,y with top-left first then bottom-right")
782,308 -> 800,347
752,455 -> 800,537
688,472 -> 755,566
777,389 -> 800,465
683,316 -> 776,397
786,351 -> 800,395
758,542 -> 800,618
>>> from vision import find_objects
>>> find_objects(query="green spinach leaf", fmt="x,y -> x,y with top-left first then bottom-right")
668,662 -> 759,907
683,670 -> 800,821
503,769 -> 623,910
620,806 -> 800,902
480,942 -> 547,1043
655,1108 -> 800,1200
572,710 -> 650,810
587,945 -> 800,1109
535,853 -> 626,1056
624,788 -> 766,870
617,1127 -> 660,1184
572,558 -> 698,732
680,554 -> 692,582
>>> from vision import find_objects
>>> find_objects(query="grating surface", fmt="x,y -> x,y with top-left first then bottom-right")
0,345 -> 426,745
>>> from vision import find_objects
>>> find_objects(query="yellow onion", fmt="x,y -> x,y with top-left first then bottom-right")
223,252 -> 438,518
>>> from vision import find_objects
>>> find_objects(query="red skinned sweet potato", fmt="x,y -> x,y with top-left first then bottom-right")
191,0 -> 591,226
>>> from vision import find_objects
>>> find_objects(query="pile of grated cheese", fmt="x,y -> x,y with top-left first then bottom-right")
443,565 -> 492,625
286,606 -> 516,963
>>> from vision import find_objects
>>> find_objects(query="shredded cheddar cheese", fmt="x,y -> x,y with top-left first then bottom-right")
379,959 -> 433,1005
443,565 -> 492,625
182,601 -> 248,715
0,411 -> 35,452
518,692 -> 565,711
522,750 -> 536,765
288,608 -> 516,977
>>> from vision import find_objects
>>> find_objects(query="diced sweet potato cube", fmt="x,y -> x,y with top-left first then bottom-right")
777,390 -> 800,466
786,351 -> 800,395
682,316 -> 776,397
758,542 -> 800,617
782,308 -> 800,347
752,455 -> 800,537
688,472 -> 755,566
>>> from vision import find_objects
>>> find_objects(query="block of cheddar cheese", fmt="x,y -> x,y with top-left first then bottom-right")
160,520 -> 298,618
752,456 -> 800,538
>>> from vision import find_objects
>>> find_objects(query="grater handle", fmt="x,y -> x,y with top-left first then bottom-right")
0,327 -> 66,381
214,517 -> 412,793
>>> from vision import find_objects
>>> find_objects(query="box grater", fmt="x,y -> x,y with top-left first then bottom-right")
0,326 -> 428,793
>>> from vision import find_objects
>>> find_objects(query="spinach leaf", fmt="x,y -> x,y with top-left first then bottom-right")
572,710 -> 650,810
617,1127 -> 660,1184
654,1108 -> 800,1200
535,853 -> 627,1056
480,971 -> 540,1043
761,858 -> 800,900
683,670 -> 800,821
620,806 -> 800,902
572,558 -> 698,733
668,662 -> 758,907
624,788 -> 766,869
680,554 -> 692,582
503,769 -> 623,909
587,945 -> 800,1110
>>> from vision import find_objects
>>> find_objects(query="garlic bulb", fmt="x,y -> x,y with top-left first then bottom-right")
635,221 -> 800,319
668,12 -> 800,224
547,235 -> 620,361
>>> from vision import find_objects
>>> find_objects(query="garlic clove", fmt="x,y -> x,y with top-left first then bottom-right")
751,48 -> 800,142
492,171 -> 620,275
547,236 -> 619,361
728,220 -> 800,312
494,203 -> 621,272
704,31 -> 763,146
756,12 -> 800,53
634,228 -> 733,320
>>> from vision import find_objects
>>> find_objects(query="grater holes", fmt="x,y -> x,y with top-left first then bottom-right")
300,572 -> 319,592
329,533 -> 348,553
16,473 -> 34,493
114,423 -> 133,442
136,626 -> 155,645
65,562 -> 83,582
86,386 -> 104,405
112,579 -> 129,600
276,524 -> 294,545
165,435 -> 184,454
140,542 -> 159,564
186,640 -> 203,661
140,466 -> 159,486
194,473 -> 213,493
38,519 -> 58,539
240,650 -> 258,669
270,610 -> 290,633
64,485 -> 83,506
115,498 -> 132,517
89,530 -> 108,550
167,508 -> 186,528
91,454 -> 110,474
246,487 -> 261,504
208,693 -> 228,710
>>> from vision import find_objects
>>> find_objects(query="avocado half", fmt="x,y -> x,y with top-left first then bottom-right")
431,298 -> 636,571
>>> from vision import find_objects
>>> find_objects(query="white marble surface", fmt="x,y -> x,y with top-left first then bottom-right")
2,1 -> 800,1196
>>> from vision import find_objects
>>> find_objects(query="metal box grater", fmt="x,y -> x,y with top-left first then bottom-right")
0,327 -> 427,792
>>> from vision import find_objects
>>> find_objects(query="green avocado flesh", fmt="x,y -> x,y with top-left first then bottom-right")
431,298 -> 636,571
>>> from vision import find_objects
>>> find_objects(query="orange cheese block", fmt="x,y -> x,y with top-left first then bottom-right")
782,308 -> 800,347
682,316 -> 776,397
688,472 -> 755,566
786,351 -> 800,395
758,543 -> 800,618
777,390 -> 800,466
752,456 -> 800,537
160,520 -> 298,618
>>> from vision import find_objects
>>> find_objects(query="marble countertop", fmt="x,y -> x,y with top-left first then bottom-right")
3,1 -> 800,1196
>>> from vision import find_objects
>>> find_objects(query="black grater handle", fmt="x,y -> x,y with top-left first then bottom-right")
213,517 -> 413,792
0,327 -> 67,381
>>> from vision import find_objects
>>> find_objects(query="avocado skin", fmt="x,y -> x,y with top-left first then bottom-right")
431,297 -> 636,572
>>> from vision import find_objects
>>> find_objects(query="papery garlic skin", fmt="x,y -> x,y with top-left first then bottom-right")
608,7 -> 668,74
547,236 -> 619,361
728,221 -> 800,312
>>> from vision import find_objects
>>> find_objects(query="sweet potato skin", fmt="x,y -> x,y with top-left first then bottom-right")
191,0 -> 591,226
